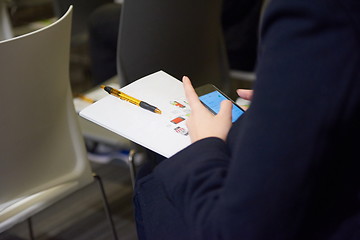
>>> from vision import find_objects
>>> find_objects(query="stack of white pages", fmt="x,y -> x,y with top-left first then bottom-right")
80,71 -> 192,158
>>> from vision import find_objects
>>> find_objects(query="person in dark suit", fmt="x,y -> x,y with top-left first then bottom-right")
134,0 -> 360,239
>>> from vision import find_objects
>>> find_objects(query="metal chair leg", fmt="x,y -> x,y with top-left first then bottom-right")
27,218 -> 35,240
128,150 -> 137,189
93,174 -> 119,240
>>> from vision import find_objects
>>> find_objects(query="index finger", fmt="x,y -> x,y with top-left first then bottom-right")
182,76 -> 203,109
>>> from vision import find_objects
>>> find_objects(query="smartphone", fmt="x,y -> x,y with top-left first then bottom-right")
195,84 -> 244,123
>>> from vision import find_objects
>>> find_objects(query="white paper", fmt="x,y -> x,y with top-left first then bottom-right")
80,71 -> 192,158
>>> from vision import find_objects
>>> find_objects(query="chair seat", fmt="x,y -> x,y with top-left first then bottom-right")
230,70 -> 256,82
0,180 -> 91,232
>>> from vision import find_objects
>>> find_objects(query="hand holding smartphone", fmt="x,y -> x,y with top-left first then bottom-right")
195,84 -> 245,123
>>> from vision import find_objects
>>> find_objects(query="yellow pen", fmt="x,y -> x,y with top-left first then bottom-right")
77,94 -> 96,104
101,85 -> 162,114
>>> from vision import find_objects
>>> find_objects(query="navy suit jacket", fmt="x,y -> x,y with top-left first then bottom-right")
135,0 -> 360,239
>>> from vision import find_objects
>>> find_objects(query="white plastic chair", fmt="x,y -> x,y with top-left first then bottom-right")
0,0 -> 13,40
0,6 -> 118,239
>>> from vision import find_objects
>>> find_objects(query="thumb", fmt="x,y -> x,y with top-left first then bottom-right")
217,100 -> 233,120
236,89 -> 253,101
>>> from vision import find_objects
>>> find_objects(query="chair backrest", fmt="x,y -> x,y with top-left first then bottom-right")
0,0 -> 13,40
117,0 -> 230,93
0,6 -> 93,230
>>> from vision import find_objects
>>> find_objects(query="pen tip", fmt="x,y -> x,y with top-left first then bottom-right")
155,109 -> 162,114
100,85 -> 105,89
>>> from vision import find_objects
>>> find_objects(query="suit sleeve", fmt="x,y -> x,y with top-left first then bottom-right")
154,0 -> 359,239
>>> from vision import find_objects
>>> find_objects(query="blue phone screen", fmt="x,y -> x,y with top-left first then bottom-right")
198,90 -> 244,122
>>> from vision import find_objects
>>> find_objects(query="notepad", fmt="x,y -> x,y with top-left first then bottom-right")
79,71 -> 192,158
